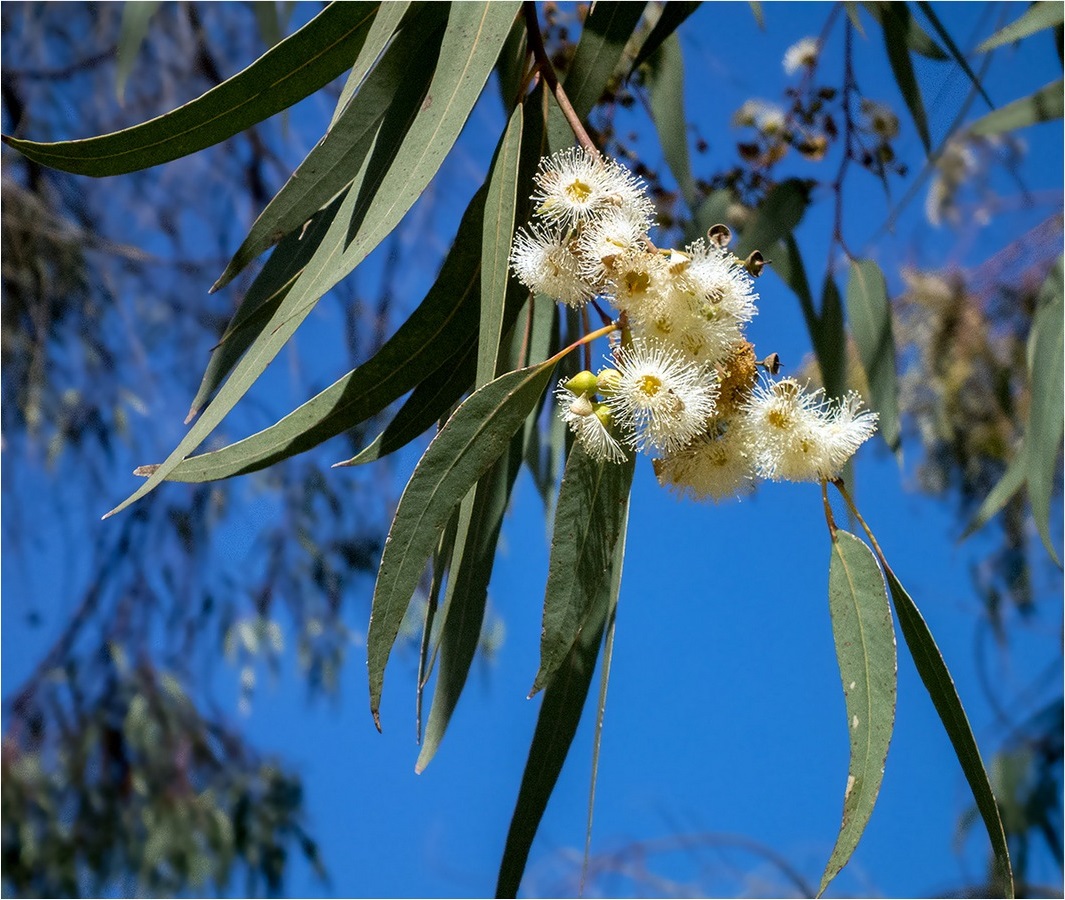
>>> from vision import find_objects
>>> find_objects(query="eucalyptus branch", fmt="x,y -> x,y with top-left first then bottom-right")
521,1 -> 599,154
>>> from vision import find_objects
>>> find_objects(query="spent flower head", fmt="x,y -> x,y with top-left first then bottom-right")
654,422 -> 756,502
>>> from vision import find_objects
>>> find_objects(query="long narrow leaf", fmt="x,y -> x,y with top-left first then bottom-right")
3,3 -> 381,175
970,80 -> 1064,135
880,5 -> 933,153
961,444 -> 1028,540
975,1 -> 1065,53
367,361 -> 556,727
1025,256 -> 1064,563
495,451 -> 634,899
329,1 -> 411,128
479,104 -> 524,387
115,2 -> 161,103
819,530 -> 897,896
883,563 -> 1015,895
630,1 -> 701,72
214,3 -> 449,290
644,33 -> 697,207
141,189 -> 487,483
846,259 -> 900,452
532,443 -> 633,695
915,2 -> 994,109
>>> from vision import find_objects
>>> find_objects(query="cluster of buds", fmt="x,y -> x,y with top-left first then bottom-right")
509,148 -> 878,501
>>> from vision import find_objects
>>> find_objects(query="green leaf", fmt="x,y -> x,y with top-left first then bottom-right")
976,1 -> 1065,53
768,234 -> 816,333
819,531 -> 897,897
329,2 -> 411,128
215,3 -> 448,290
416,436 -> 522,772
962,444 -> 1028,540
644,33 -> 696,207
816,273 -> 847,403
914,2 -> 994,109
342,342 -> 478,467
880,4 -> 933,153
734,178 -> 811,259
115,2 -> 161,103
1025,255 -> 1064,563
3,3 -> 381,175
188,192 -> 345,420
747,1 -> 765,29
496,13 -> 530,109
970,80 -> 1064,135
843,2 -> 866,37
548,0 -> 648,151
142,188 -> 486,483
630,2 -> 701,72
479,104 -> 524,388
864,1 -> 947,59
496,451 -> 634,899
532,444 -> 634,695
111,4 -> 517,515
367,360 -> 557,727
882,557 -> 1014,896
846,259 -> 900,452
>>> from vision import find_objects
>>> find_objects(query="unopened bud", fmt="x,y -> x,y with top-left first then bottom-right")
564,370 -> 599,397
596,368 -> 621,396
592,402 -> 614,428
707,224 -> 732,248
744,250 -> 766,277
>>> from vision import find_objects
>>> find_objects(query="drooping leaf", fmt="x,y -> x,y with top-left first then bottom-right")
532,443 -> 634,695
495,451 -> 634,899
879,4 -> 933,153
416,435 -> 522,772
769,234 -> 817,334
547,1 -> 648,151
1025,255 -> 1064,563
496,12 -> 530,109
970,80 -> 1064,135
143,188 -> 486,483
863,1 -> 947,59
115,2 -> 161,103
846,259 -> 900,452
215,3 -> 449,290
479,104 -> 524,388
914,2 -> 994,109
961,444 -> 1028,540
843,2 -> 866,37
341,342 -> 478,468
881,556 -> 1015,896
643,33 -> 696,207
367,360 -> 557,727
111,3 -> 517,515
747,1 -> 765,29
734,178 -> 811,259
329,1 -> 411,128
188,191 -> 346,420
630,1 -> 701,72
816,273 -> 847,403
819,530 -> 897,896
3,3 -> 381,175
975,1 -> 1065,53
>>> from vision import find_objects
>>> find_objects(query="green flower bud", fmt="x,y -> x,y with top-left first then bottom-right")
564,370 -> 599,397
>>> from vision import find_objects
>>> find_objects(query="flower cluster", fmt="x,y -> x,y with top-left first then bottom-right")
509,148 -> 878,500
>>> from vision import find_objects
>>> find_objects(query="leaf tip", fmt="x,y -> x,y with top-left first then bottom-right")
371,708 -> 382,733
133,464 -> 160,478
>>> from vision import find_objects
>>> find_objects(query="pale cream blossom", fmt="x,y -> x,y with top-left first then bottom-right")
509,223 -> 594,307
654,422 -> 756,502
783,37 -> 820,75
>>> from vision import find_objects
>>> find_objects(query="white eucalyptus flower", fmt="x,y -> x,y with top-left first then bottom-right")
577,205 -> 651,288
680,239 -> 759,324
532,148 -> 654,227
783,37 -> 821,75
605,340 -> 718,453
509,223 -> 594,307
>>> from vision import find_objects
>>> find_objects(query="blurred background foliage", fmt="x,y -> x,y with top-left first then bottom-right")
1,1 -> 1060,896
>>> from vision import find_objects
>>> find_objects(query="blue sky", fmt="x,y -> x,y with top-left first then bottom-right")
3,2 -> 1062,897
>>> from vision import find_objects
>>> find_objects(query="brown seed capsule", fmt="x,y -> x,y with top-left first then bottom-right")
743,250 -> 766,278
759,352 -> 782,375
707,223 -> 732,249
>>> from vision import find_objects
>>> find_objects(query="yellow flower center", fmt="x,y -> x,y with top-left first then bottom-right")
637,374 -> 663,397
767,408 -> 793,430
565,179 -> 593,203
624,270 -> 651,295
